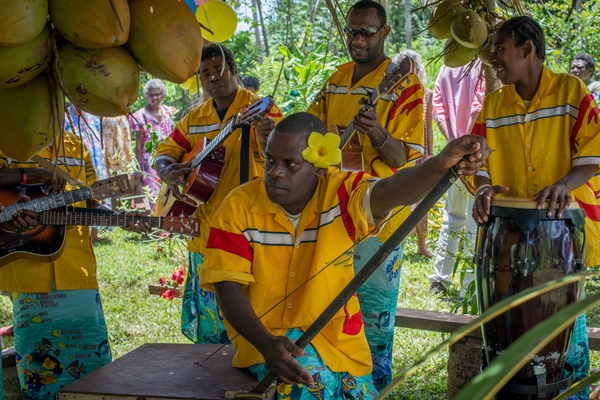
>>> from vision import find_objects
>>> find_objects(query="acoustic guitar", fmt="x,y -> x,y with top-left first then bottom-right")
0,207 -> 201,267
153,96 -> 275,217
334,57 -> 415,171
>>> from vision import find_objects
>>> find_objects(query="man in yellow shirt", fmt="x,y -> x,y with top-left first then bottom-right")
0,132 -> 148,399
154,44 -> 283,344
470,16 -> 600,400
306,0 -> 424,389
200,112 -> 488,399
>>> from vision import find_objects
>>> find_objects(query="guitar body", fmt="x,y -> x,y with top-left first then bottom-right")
0,184 -> 66,266
330,125 -> 364,172
153,141 -> 226,218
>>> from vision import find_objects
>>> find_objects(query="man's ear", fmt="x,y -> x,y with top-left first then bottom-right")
522,39 -> 534,59
382,25 -> 391,41
316,167 -> 327,177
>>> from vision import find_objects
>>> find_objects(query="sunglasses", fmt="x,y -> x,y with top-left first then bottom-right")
343,26 -> 387,39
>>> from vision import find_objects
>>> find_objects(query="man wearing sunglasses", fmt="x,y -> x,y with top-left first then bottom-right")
307,0 -> 425,391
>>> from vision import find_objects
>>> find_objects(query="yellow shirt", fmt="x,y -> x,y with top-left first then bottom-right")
0,132 -> 99,293
154,86 -> 283,254
201,171 -> 379,376
307,59 -> 424,238
469,67 -> 600,265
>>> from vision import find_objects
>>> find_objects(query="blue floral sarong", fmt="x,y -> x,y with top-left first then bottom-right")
12,288 -> 111,399
353,237 -> 403,391
250,329 -> 378,400
181,251 -> 230,344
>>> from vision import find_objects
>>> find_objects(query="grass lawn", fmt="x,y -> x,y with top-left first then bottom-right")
2,209 -> 600,399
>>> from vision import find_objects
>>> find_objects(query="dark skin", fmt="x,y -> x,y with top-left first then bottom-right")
0,169 -> 151,234
215,129 -> 490,386
472,30 -> 599,222
344,8 -> 408,168
570,59 -> 594,86
155,55 -> 275,200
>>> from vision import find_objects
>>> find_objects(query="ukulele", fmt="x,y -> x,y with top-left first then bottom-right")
0,174 -> 132,224
153,96 -> 275,217
0,208 -> 202,267
334,57 -> 415,171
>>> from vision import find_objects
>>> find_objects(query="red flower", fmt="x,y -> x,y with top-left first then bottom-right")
178,266 -> 185,275
159,277 -> 166,285
176,274 -> 184,285
171,272 -> 178,282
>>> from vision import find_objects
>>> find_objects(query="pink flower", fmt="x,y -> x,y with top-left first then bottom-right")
176,274 -> 184,285
178,266 -> 185,275
159,277 -> 166,285
171,273 -> 178,282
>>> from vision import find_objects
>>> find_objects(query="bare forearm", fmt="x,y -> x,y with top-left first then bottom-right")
214,281 -> 274,352
555,164 -> 598,192
369,126 -> 408,168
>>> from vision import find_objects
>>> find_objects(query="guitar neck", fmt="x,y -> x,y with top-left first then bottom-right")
0,187 -> 93,223
190,118 -> 237,169
38,211 -> 163,229
338,90 -> 379,150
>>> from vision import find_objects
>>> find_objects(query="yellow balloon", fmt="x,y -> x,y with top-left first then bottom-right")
195,0 -> 238,42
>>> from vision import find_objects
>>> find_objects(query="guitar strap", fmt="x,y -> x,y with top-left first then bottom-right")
239,124 -> 250,185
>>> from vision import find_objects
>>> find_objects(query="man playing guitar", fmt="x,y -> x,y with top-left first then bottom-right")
154,44 -> 283,345
306,0 -> 425,390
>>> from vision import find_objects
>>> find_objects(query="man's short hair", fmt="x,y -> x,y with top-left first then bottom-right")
574,52 -> 596,71
275,112 -> 327,136
347,0 -> 387,26
243,76 -> 260,90
497,16 -> 546,61
201,43 -> 237,73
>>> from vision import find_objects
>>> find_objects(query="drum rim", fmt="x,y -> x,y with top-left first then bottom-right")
491,196 -> 582,210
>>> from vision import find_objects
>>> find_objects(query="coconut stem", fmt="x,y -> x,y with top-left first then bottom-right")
110,0 -> 125,33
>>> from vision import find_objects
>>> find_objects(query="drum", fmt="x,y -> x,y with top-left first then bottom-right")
474,198 -> 586,400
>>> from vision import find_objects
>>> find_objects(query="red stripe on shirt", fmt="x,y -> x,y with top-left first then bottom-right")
387,84 -> 422,122
337,172 -> 357,241
169,127 -> 192,152
575,197 -> 600,221
471,122 -> 486,138
570,94 -> 597,148
268,105 -> 283,118
206,227 -> 253,262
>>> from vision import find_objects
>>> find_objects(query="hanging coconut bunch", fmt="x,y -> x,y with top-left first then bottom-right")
426,0 -> 504,68
0,0 -> 208,160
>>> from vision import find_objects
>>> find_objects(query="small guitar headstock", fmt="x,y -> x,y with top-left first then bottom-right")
162,216 -> 202,236
239,96 -> 275,126
89,174 -> 133,200
379,57 -> 415,95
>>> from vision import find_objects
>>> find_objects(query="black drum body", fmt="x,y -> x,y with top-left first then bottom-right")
475,199 -> 586,399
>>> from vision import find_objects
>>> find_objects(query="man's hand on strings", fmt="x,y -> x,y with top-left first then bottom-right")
157,161 -> 194,201
0,198 -> 39,233
259,335 -> 314,388
437,134 -> 490,176
121,210 -> 152,234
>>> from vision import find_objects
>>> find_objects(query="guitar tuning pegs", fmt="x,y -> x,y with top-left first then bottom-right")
398,84 -> 405,91
406,78 -> 412,85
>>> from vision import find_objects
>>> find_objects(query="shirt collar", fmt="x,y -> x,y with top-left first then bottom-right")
502,66 -> 557,109
336,59 -> 392,87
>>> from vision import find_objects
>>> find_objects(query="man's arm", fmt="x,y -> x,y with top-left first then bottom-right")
214,281 -> 314,388
370,135 -> 489,217
154,158 -> 194,201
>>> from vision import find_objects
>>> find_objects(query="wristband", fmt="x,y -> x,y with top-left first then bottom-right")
373,133 -> 389,149
19,167 -> 27,184
476,184 -> 491,195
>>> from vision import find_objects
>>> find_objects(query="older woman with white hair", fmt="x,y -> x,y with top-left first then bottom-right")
392,50 -> 435,258
129,79 -> 177,202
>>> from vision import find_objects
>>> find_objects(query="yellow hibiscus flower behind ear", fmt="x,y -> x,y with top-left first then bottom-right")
180,75 -> 200,95
302,132 -> 342,168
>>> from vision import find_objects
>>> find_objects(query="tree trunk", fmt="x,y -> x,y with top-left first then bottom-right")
405,0 -> 412,49
256,0 -> 270,57
251,0 -> 263,63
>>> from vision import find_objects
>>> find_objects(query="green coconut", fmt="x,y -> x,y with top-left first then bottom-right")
444,37 -> 478,68
58,42 -> 140,117
451,10 -> 488,49
428,0 -> 466,40
49,0 -> 130,48
0,25 -> 51,88
127,0 -> 203,84
0,72 -> 64,161
0,0 -> 48,47
477,33 -> 495,66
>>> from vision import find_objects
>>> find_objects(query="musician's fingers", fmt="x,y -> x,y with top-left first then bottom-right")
22,215 -> 38,229
546,191 -> 559,218
556,194 -> 571,219
357,97 -> 367,105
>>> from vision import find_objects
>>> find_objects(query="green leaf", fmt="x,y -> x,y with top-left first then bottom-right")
278,46 -> 289,58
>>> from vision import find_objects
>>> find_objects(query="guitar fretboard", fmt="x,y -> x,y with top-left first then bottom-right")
0,188 -> 93,223
190,118 -> 237,169
38,211 -> 164,229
